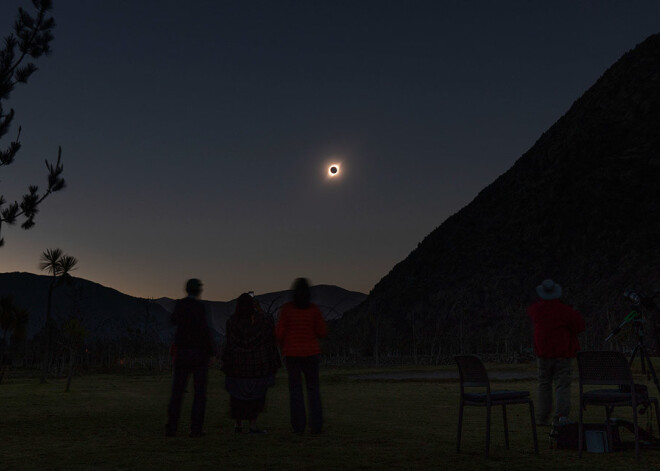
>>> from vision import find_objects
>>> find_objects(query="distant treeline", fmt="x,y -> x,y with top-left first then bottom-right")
2,307 -> 657,377
2,322 -> 169,375
321,306 -> 660,364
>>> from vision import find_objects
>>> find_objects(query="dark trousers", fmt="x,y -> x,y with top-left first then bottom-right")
537,357 -> 572,425
166,360 -> 208,435
286,355 -> 322,433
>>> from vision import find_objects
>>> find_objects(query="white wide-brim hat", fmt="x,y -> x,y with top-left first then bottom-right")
537,279 -> 562,300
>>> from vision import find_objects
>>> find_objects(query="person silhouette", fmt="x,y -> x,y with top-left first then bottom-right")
528,279 -> 585,427
221,293 -> 280,434
165,278 -> 215,437
276,278 -> 327,434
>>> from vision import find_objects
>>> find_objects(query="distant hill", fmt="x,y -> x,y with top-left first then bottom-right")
155,285 -> 366,336
329,33 -> 660,358
0,272 -> 365,342
0,272 -> 173,341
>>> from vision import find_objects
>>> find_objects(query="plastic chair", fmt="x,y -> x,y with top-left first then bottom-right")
455,355 -> 539,458
577,350 -> 660,459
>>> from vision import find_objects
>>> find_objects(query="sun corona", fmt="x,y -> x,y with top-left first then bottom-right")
328,164 -> 340,177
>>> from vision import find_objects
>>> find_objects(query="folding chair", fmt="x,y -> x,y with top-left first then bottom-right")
455,355 -> 539,458
577,350 -> 660,459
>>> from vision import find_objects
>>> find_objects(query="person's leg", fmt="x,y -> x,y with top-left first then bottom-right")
286,357 -> 306,433
302,355 -> 323,434
230,396 -> 243,431
248,416 -> 266,434
554,358 -> 573,423
249,396 -> 267,433
190,365 -> 208,435
166,365 -> 190,435
536,357 -> 555,425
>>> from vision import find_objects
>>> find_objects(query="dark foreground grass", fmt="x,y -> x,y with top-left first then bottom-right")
1,363 -> 659,470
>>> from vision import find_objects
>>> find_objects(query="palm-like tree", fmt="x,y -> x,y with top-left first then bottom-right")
63,317 -> 86,392
39,248 -> 78,382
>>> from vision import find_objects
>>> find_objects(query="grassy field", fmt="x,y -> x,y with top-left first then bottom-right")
1,363 -> 659,470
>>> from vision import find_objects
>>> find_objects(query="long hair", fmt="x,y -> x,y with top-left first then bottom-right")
292,278 -> 311,309
234,293 -> 254,318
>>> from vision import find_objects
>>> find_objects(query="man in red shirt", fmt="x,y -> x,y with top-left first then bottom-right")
528,279 -> 585,426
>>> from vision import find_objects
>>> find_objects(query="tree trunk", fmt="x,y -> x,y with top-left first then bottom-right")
57,354 -> 64,378
0,328 -> 7,384
372,320 -> 379,366
40,281 -> 55,383
65,347 -> 74,392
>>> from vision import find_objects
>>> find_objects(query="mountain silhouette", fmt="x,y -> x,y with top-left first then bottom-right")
0,272 -> 365,343
155,284 -> 366,336
329,33 -> 660,358
0,272 -> 173,341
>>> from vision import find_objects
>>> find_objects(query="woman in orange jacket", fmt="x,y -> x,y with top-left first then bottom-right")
276,278 -> 327,434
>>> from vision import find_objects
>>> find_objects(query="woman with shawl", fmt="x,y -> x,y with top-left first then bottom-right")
221,293 -> 281,433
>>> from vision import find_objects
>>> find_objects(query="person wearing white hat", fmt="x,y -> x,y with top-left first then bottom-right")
527,279 -> 585,426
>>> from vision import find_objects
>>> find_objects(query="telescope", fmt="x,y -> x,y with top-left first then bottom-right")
623,289 -> 660,311
604,310 -> 640,343
605,289 -> 660,398
623,290 -> 642,305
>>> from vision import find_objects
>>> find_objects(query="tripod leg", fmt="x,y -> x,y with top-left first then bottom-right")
654,398 -> 660,437
629,345 -> 639,368
639,345 -> 647,375
641,347 -> 660,399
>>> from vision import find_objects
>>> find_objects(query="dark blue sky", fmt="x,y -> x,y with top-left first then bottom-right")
2,1 -> 659,300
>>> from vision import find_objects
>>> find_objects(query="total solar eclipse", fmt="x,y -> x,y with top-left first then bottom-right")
328,165 -> 340,177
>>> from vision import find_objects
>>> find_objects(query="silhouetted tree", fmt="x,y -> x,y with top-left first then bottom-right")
0,295 -> 28,383
39,247 -> 77,382
0,0 -> 65,247
62,317 -> 86,391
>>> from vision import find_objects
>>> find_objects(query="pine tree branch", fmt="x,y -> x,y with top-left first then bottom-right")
5,4 -> 52,81
0,147 -> 65,229
0,1 -> 62,247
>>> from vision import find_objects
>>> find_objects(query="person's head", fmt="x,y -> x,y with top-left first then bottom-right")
185,278 -> 203,298
235,292 -> 254,317
292,277 -> 311,309
536,279 -> 562,300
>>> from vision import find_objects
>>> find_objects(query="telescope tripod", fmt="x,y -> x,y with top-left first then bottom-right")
628,320 -> 660,399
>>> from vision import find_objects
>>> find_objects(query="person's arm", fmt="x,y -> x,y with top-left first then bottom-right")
573,310 -> 586,334
171,300 -> 182,326
275,307 -> 287,344
567,306 -> 585,334
201,304 -> 215,359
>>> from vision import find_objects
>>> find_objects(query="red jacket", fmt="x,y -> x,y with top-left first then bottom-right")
528,299 -> 585,358
276,302 -> 327,357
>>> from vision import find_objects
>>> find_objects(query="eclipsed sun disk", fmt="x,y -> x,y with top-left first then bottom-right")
328,165 -> 340,177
